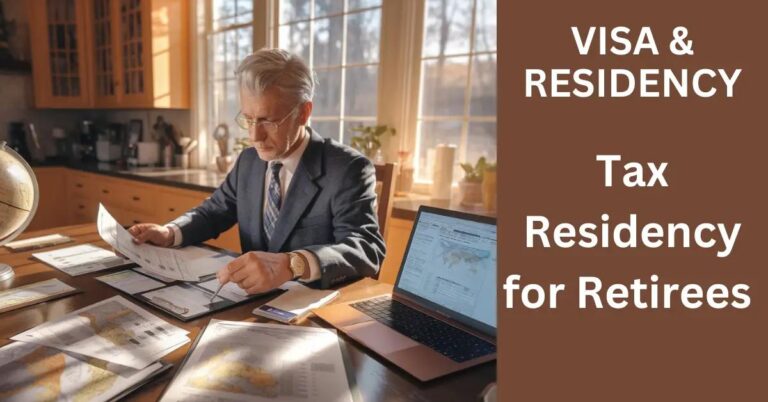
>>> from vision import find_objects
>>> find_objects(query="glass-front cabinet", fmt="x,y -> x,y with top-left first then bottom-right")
28,0 -> 92,108
28,0 -> 189,109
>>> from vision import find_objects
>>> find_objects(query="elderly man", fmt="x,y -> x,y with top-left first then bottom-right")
127,48 -> 386,292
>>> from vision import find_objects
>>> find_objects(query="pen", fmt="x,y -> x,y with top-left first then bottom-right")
209,282 -> 225,303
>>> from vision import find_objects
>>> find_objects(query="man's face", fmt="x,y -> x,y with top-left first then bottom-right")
239,87 -> 308,161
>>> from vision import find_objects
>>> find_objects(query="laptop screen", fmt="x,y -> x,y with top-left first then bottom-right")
395,208 -> 497,334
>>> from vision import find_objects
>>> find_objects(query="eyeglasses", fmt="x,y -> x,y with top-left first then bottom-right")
235,105 -> 299,132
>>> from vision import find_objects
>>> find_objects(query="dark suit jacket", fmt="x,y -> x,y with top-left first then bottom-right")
170,129 -> 386,289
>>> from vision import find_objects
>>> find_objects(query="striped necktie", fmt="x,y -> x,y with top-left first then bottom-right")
264,161 -> 283,242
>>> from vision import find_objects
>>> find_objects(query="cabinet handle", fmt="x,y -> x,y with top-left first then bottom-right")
169,207 -> 176,212
78,205 -> 85,209
133,220 -> 140,224
132,196 -> 140,201
75,183 -> 83,188
102,189 -> 109,194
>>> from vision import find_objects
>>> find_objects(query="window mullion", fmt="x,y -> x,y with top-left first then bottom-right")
459,0 -> 479,165
339,0 -> 349,143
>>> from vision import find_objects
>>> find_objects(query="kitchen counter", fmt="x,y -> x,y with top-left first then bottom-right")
33,159 -> 495,221
32,160 -> 226,193
392,194 -> 496,221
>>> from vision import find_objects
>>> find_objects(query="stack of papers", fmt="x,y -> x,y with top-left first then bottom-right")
161,320 -> 353,402
0,342 -> 170,402
97,204 -> 234,282
0,278 -> 79,314
2,295 -> 188,401
33,244 -> 133,276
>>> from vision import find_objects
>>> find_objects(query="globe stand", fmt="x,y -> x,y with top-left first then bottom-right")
0,264 -> 14,281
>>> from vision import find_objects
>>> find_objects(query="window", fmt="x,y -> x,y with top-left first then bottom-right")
206,0 -> 254,162
197,0 -> 496,183
415,0 -> 497,182
274,0 -> 383,144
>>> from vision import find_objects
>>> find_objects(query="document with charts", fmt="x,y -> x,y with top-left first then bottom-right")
161,320 -> 353,402
33,244 -> 133,276
97,203 -> 234,282
0,341 -> 170,402
12,295 -> 189,369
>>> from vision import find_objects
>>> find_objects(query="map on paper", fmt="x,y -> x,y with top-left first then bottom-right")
12,295 -> 189,369
97,204 -> 234,282
33,244 -> 132,276
161,320 -> 353,402
0,341 -> 166,402
0,279 -> 78,313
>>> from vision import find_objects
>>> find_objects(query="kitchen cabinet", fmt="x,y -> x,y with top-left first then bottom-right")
28,0 -> 93,108
27,0 -> 189,109
28,167 -> 71,231
34,169 -> 241,252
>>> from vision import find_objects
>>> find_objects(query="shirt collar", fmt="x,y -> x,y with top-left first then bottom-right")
270,129 -> 310,174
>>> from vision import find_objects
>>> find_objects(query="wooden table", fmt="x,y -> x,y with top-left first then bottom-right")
0,224 -> 496,401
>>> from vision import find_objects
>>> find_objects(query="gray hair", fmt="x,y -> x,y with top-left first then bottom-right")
236,48 -> 315,104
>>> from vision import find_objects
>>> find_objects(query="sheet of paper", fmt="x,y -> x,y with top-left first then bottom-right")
33,244 -> 132,276
161,320 -> 353,402
197,278 -> 250,302
96,270 -> 166,294
4,233 -> 72,251
133,267 -> 175,283
12,295 -> 189,370
142,285 -> 227,319
98,204 -> 234,281
0,341 -> 165,402
0,279 -> 77,312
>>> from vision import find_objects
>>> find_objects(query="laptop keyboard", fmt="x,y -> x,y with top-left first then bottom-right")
350,296 -> 496,363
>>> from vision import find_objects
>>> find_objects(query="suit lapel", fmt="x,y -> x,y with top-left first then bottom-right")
268,130 -> 324,252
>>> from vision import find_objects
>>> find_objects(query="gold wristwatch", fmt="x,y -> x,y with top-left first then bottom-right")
287,252 -> 308,279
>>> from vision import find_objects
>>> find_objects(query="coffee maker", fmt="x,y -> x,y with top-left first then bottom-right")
7,122 -> 31,162
78,120 -> 97,161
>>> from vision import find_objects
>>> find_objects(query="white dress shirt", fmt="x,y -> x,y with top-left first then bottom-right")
168,131 -> 321,283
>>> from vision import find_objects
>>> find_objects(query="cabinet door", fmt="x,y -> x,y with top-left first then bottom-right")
90,0 -> 121,106
116,0 -> 152,107
28,0 -> 93,108
28,167 -> 68,231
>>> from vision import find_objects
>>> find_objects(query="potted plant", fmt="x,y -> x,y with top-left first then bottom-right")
482,161 -> 497,211
349,124 -> 396,161
459,157 -> 487,207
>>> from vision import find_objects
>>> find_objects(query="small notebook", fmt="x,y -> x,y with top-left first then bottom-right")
253,281 -> 339,323
4,234 -> 72,252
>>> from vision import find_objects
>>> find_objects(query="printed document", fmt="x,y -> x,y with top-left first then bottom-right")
96,270 -> 166,294
97,203 -> 234,281
33,244 -> 132,276
0,341 -> 167,402
12,295 -> 189,369
161,320 -> 353,402
0,278 -> 78,313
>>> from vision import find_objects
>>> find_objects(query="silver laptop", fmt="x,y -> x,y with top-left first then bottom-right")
315,206 -> 496,381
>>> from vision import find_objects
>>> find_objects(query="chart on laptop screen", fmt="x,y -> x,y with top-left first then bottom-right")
397,212 -> 497,328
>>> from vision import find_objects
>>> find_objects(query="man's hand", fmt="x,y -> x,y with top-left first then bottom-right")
127,223 -> 175,247
217,251 -> 291,294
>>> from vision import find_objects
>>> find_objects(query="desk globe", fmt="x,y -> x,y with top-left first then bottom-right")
0,141 -> 39,281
